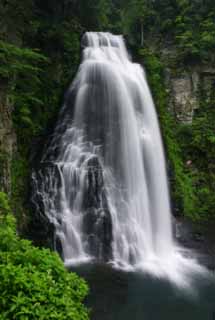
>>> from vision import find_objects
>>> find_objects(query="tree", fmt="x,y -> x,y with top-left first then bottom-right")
116,0 -> 155,45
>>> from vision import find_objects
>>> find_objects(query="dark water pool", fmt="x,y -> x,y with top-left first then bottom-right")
71,264 -> 215,320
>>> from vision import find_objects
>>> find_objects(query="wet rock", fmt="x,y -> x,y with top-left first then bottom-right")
82,156 -> 113,261
175,217 -> 215,271
29,163 -> 62,249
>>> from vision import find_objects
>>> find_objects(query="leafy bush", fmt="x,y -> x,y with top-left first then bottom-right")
0,193 -> 89,320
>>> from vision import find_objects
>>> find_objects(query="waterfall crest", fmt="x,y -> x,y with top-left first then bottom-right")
32,32 -> 205,284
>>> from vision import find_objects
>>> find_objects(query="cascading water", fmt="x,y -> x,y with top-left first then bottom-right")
32,32 -> 205,285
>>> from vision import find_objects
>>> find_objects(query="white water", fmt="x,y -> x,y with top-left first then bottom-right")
33,32 -> 206,286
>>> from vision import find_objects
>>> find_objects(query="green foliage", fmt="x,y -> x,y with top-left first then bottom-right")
116,0 -> 155,44
0,194 -> 89,320
0,40 -> 47,80
0,40 -> 49,139
96,0 -> 113,29
0,192 -> 11,217
114,0 -> 215,63
174,1 -> 215,63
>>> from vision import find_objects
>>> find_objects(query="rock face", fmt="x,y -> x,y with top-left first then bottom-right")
171,73 -> 199,124
166,66 -> 215,124
0,80 -> 16,193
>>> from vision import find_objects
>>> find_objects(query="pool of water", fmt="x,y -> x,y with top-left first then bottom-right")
71,264 -> 215,320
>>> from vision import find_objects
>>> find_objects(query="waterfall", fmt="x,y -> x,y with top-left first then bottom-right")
32,32 -> 205,284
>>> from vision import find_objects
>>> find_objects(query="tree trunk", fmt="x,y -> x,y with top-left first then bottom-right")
140,21 -> 144,47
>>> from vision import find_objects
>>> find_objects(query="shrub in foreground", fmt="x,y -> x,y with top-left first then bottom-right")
0,192 -> 89,320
